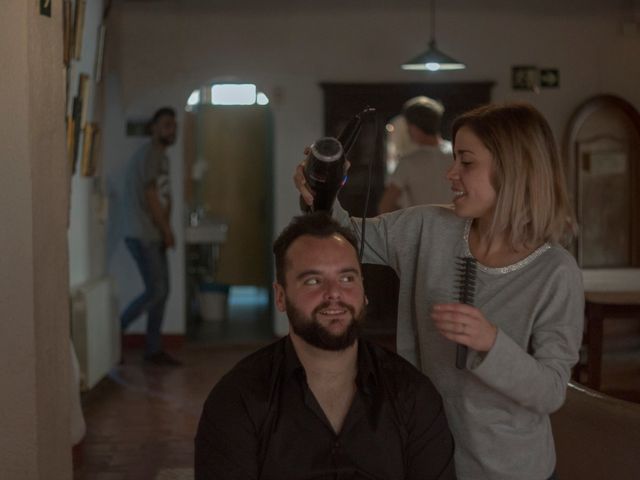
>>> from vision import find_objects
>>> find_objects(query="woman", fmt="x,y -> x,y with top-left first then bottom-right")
294,102 -> 584,480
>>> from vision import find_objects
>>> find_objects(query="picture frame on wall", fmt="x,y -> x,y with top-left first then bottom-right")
511,65 -> 539,91
81,123 -> 100,177
73,0 -> 87,61
94,24 -> 107,83
69,96 -> 82,174
66,113 -> 76,172
69,74 -> 90,174
63,0 -> 73,66
79,73 -> 91,126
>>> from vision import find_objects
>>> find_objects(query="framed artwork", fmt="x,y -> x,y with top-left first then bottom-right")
78,73 -> 91,125
81,123 -> 99,177
73,0 -> 87,60
40,0 -> 52,17
511,65 -> 539,91
63,0 -> 73,65
69,96 -> 82,174
126,119 -> 151,137
68,74 -> 90,174
94,24 -> 106,83
66,114 -> 76,172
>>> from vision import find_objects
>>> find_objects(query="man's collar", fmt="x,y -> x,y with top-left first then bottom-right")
283,335 -> 305,380
283,336 -> 378,395
355,338 -> 379,396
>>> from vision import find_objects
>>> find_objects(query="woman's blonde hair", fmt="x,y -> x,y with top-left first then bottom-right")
452,102 -> 576,248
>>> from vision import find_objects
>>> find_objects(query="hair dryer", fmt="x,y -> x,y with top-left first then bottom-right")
302,107 -> 376,212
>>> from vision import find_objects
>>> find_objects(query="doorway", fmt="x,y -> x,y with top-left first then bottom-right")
183,84 -> 274,344
565,95 -> 640,267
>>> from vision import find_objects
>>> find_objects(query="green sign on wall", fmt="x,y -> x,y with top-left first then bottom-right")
40,0 -> 52,17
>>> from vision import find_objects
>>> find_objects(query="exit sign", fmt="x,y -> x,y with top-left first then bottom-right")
40,0 -> 51,17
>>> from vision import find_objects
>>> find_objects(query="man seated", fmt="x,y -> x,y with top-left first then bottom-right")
195,213 -> 456,479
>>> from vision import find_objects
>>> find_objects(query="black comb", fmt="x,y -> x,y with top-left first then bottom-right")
455,256 -> 477,369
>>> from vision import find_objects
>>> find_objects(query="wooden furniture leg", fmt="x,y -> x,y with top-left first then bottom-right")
585,301 -> 604,390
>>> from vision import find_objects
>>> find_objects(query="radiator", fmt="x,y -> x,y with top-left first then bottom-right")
70,276 -> 120,390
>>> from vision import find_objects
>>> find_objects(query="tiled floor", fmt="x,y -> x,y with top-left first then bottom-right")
74,287 -> 275,480
187,286 -> 273,345
74,327 -> 640,480
74,343 -> 268,480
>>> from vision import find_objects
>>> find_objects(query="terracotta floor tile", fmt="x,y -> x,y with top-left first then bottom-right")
74,343 -> 266,480
74,331 -> 640,479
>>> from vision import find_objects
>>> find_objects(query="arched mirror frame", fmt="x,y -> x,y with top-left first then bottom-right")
564,94 -> 640,267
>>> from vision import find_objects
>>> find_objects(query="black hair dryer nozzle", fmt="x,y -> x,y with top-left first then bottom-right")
301,107 -> 375,213
303,137 -> 346,213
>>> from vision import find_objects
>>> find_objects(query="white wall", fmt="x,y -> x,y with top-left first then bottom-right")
103,1 -> 640,335
68,0 -> 107,287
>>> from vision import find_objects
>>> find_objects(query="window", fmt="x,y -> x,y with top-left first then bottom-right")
186,83 -> 269,109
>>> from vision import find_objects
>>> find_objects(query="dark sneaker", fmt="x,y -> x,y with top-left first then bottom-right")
144,351 -> 183,367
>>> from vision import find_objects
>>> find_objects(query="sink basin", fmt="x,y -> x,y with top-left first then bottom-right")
185,222 -> 228,244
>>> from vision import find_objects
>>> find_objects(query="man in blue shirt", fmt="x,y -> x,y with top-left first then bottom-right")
120,107 -> 181,366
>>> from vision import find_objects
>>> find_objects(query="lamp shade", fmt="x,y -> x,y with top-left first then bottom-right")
401,40 -> 466,71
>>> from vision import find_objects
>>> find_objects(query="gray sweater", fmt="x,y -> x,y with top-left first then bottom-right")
334,203 -> 584,480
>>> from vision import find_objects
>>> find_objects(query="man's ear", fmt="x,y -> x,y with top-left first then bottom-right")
365,295 -> 369,306
273,281 -> 286,312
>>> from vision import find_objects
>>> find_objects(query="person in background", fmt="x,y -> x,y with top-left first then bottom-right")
120,107 -> 182,366
384,113 -> 417,177
295,102 -> 583,479
378,96 -> 453,213
195,213 -> 456,480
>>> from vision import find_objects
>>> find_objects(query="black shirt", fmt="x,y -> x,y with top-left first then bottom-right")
195,337 -> 456,480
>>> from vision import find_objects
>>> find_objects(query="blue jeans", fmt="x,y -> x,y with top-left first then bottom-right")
120,238 -> 169,355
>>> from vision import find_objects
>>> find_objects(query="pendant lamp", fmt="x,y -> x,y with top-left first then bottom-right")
401,0 -> 466,71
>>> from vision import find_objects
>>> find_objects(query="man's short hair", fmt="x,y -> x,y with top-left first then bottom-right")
146,107 -> 176,135
148,106 -> 176,128
273,213 -> 359,286
402,96 -> 444,135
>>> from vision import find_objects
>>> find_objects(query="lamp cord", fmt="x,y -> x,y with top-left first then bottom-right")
430,0 -> 436,43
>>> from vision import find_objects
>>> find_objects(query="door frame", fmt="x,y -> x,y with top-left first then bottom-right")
563,94 -> 640,266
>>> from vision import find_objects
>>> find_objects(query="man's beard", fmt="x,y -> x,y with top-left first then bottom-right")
286,298 -> 366,351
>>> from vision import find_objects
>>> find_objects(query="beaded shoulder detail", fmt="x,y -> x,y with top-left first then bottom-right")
462,220 -> 551,275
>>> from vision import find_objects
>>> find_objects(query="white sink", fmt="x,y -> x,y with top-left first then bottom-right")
185,222 -> 228,244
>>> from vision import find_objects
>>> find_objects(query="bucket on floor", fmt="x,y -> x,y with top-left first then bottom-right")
198,282 -> 229,322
